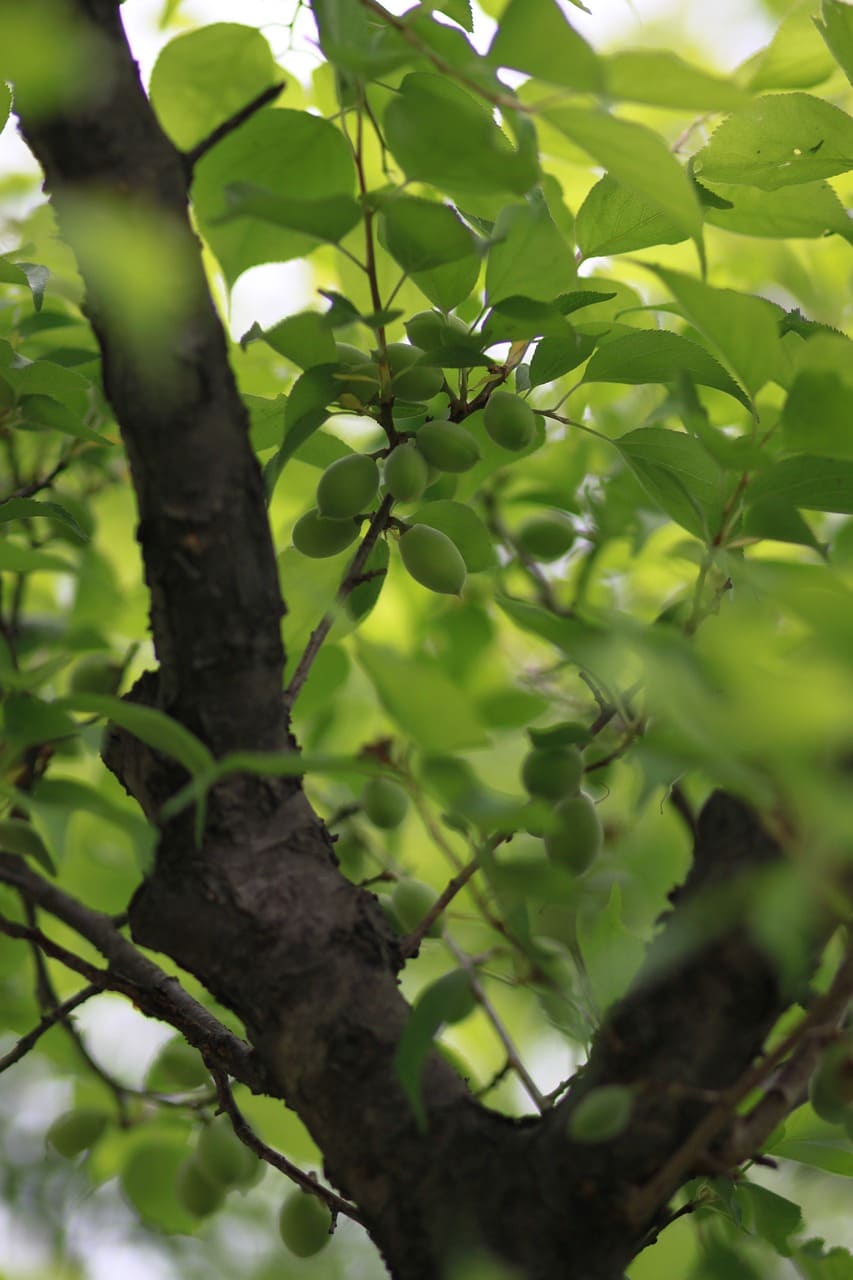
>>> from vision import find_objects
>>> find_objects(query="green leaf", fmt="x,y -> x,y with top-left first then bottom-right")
615,427 -> 726,539
529,332 -> 596,387
487,0 -> 602,92
384,73 -> 538,197
0,258 -> 49,310
486,192 -> 576,305
576,176 -> 689,258
0,819 -> 57,875
735,1183 -> 803,1256
583,330 -> 752,410
794,1238 -> 853,1280
216,183 -> 361,245
740,6 -> 837,91
482,296 -> 573,343
605,50 -> 747,109
393,970 -> 476,1130
816,0 -> 853,86
412,253 -> 481,312
357,642 -> 487,751
59,694 -> 214,777
0,542 -> 73,574
381,196 -> 477,273
149,22 -> 280,150
646,266 -> 783,398
18,393 -> 109,445
280,365 -> 339,460
408,500 -> 496,572
704,179 -> 853,244
192,109 -> 357,287
780,335 -> 853,458
742,497 -> 823,552
8,359 -> 90,415
770,1139 -> 853,1177
749,456 -> 853,513
250,314 -> 337,370
311,0 -> 410,78
0,497 -> 87,540
693,94 -> 853,190
545,106 -> 704,256
495,595 -> 604,668
433,0 -> 473,31
2,692 -> 78,747
0,81 -> 10,132
578,885 -> 645,1013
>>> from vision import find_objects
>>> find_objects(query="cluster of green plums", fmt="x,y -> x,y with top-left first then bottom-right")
292,324 -> 544,597
520,741 -> 602,875
175,1114 -> 263,1218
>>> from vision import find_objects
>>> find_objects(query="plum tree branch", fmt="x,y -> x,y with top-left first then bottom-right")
0,982 -> 100,1075
0,853 -> 269,1093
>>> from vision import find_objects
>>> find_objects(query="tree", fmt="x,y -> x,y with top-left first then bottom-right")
1,1 -> 852,1277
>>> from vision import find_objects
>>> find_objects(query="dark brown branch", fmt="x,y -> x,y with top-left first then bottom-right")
183,82 -> 285,172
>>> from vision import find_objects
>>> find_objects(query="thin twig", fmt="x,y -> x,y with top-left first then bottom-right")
0,854 -> 269,1092
400,857 -> 481,959
22,898 -> 131,1120
184,83 -> 285,171
284,494 -> 394,706
5,448 -> 78,500
210,1069 -> 365,1225
443,933 -> 546,1113
0,983 -> 99,1074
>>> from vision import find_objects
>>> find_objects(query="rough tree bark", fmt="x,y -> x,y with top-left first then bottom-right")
10,3 -> 844,1278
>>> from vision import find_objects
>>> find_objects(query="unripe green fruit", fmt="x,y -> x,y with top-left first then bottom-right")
175,1156 -> 226,1218
70,656 -> 118,695
516,512 -> 576,562
279,1190 -> 333,1258
400,524 -> 467,595
385,342 -> 444,402
292,508 -> 361,558
391,878 -> 442,937
415,421 -> 480,473
427,969 -> 476,1024
196,1116 -> 258,1187
569,1085 -> 633,1143
544,793 -> 602,874
316,454 -> 379,520
521,745 -> 584,802
405,311 -> 467,350
333,346 -> 380,406
361,777 -> 409,829
384,443 -> 429,503
148,1036 -> 210,1090
335,343 -> 370,365
395,367 -> 445,403
47,1108 -> 109,1158
484,391 -> 536,452
809,1038 -> 853,1125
